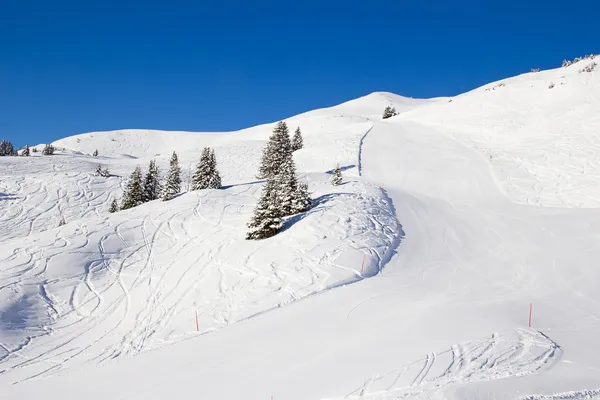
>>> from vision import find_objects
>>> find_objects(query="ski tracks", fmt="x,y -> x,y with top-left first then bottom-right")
336,329 -> 563,399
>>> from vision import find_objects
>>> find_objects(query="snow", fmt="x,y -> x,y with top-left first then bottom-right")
1,64 -> 600,400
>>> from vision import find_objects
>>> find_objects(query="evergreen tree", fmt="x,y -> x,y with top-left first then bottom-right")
332,163 -> 343,186
93,149 -> 99,157
22,144 -> 30,157
275,156 -> 310,216
257,121 -> 292,179
246,177 -> 283,240
0,140 -> 14,156
382,106 -> 397,119
58,217 -> 66,226
42,144 -> 55,155
207,149 -> 222,189
163,151 -> 181,201
191,147 -> 212,190
109,198 -> 119,213
31,147 -> 38,153
143,159 -> 162,202
291,127 -> 303,151
121,166 -> 144,209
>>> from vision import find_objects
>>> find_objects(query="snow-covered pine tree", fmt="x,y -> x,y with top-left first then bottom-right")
207,149 -> 222,189
58,217 -> 66,226
273,152 -> 312,216
257,121 -> 292,179
121,166 -> 144,210
32,147 -> 38,153
109,198 -> 119,213
0,140 -> 14,156
162,151 -> 181,201
332,163 -> 343,186
191,147 -> 212,190
246,177 -> 283,240
42,144 -> 55,155
382,106 -> 397,119
22,144 -> 30,156
143,159 -> 162,202
93,149 -> 99,157
291,127 -> 303,151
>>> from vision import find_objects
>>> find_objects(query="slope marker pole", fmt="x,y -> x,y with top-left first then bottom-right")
361,254 -> 365,273
528,303 -> 532,328
195,310 -> 199,332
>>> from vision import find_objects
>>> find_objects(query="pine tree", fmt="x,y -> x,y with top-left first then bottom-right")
291,127 -> 303,151
257,121 -> 292,179
143,159 -> 162,202
32,147 -> 38,153
382,106 -> 397,119
207,149 -> 222,189
58,217 -> 66,226
275,156 -> 310,216
93,149 -> 99,157
163,151 -> 181,201
121,166 -> 144,209
191,147 -> 212,190
42,144 -> 55,155
0,140 -> 14,156
109,198 -> 119,213
332,163 -> 343,186
246,178 -> 283,240
22,144 -> 30,156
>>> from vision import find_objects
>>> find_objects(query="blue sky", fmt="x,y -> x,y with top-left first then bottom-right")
1,0 -> 598,147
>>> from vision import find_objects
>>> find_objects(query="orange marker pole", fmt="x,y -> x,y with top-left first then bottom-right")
528,303 -> 532,328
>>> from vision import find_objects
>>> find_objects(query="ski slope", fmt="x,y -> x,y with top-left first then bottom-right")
2,59 -> 600,399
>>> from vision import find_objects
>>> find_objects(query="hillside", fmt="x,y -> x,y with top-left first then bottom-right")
2,58 -> 600,400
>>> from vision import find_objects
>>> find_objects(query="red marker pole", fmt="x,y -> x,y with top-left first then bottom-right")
195,310 -> 199,332
528,303 -> 532,328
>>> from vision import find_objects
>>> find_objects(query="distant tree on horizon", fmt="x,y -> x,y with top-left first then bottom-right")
93,149 -> 99,157
22,144 -> 30,157
42,144 -> 55,155
0,140 -> 15,156
382,106 -> 397,119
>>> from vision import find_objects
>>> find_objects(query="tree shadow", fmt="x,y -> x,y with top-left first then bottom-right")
0,192 -> 19,201
325,164 -> 356,174
282,192 -> 353,231
221,179 -> 266,190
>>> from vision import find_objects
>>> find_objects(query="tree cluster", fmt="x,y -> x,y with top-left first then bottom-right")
42,144 -> 55,155
115,150 -> 222,213
382,106 -> 398,119
0,140 -> 15,156
247,121 -> 311,240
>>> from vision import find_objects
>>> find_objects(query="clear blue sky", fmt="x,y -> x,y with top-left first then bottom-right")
1,0 -> 598,147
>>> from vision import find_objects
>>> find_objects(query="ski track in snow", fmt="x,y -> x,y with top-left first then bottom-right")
333,329 -> 562,400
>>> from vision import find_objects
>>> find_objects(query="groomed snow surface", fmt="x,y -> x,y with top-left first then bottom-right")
1,59 -> 600,399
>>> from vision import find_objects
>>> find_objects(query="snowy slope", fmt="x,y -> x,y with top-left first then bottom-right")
2,61 -> 600,400
0,92 -> 432,385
